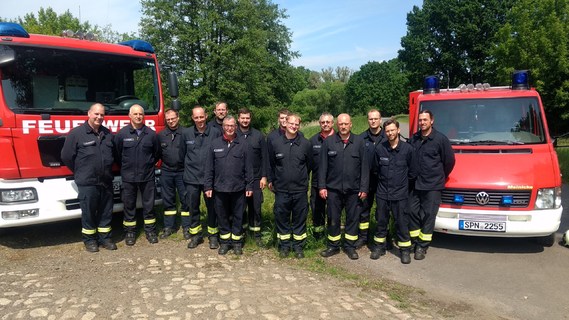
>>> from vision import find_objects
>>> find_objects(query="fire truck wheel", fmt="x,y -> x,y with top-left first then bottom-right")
535,233 -> 555,247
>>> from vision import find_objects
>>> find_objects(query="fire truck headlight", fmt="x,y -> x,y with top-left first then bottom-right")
0,188 -> 38,203
534,187 -> 562,209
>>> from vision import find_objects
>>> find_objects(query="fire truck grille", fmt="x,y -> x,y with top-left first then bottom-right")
441,189 -> 531,208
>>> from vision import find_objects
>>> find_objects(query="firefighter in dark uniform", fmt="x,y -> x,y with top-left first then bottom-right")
356,109 -> 386,249
371,119 -> 414,264
207,101 -> 227,131
237,107 -> 268,245
268,114 -> 313,258
204,116 -> 253,255
179,106 -> 222,249
115,104 -> 161,245
309,112 -> 335,239
61,103 -> 117,252
409,110 -> 455,260
158,108 -> 188,238
266,109 -> 291,146
319,113 -> 369,260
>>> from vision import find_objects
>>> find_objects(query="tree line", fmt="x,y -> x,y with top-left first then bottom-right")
3,0 -> 569,134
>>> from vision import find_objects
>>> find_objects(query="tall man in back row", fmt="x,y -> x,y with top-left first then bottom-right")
319,113 -> 369,260
237,108 -> 268,244
115,104 -> 161,245
356,109 -> 385,248
409,110 -> 455,260
309,112 -> 335,239
61,103 -> 117,252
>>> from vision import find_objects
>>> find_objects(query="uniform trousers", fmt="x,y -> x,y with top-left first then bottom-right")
358,173 -> 377,242
214,191 -> 245,245
409,189 -> 441,248
185,183 -> 217,238
244,179 -> 263,236
160,169 -> 189,230
122,180 -> 156,233
373,196 -> 411,249
78,185 -> 113,243
326,189 -> 361,249
274,191 -> 309,250
310,186 -> 326,233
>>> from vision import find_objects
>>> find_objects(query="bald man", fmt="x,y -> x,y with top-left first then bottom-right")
61,103 -> 116,252
115,104 -> 161,246
318,113 -> 369,260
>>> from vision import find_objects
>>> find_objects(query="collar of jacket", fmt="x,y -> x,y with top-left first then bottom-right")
83,121 -> 109,136
416,127 -> 438,141
280,133 -> 300,145
128,124 -> 147,134
193,125 -> 212,136
334,132 -> 353,144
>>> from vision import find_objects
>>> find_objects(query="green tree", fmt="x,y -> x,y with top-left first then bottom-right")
399,0 -> 515,88
140,0 -> 299,124
345,59 -> 409,116
16,7 -> 93,35
1,7 -> 132,43
493,0 -> 569,132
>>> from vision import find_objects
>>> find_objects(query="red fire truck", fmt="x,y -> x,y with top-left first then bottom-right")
0,23 -> 178,228
409,71 -> 562,246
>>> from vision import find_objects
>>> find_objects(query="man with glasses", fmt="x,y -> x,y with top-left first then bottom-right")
204,116 -> 253,255
158,108 -> 188,239
268,114 -> 312,258
309,112 -> 335,239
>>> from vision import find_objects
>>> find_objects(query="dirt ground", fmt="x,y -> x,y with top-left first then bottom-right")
0,218 -> 512,320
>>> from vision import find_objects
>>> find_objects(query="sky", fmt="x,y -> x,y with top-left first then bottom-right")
2,0 -> 423,71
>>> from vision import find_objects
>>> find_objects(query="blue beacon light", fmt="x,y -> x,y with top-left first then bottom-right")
512,70 -> 530,90
423,75 -> 440,94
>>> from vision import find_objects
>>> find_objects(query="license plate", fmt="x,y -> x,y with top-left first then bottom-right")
112,180 -> 121,194
459,220 -> 506,232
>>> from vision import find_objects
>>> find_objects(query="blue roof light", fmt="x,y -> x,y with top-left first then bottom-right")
118,40 -> 155,54
512,70 -> 530,90
423,75 -> 440,94
0,22 -> 30,38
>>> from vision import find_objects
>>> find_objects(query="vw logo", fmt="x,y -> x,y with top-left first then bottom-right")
476,191 -> 490,205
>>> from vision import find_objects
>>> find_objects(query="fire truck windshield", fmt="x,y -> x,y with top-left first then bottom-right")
0,44 -> 159,115
420,97 -> 546,145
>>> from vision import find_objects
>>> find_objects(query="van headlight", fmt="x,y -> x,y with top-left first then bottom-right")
0,188 -> 38,203
534,187 -> 562,209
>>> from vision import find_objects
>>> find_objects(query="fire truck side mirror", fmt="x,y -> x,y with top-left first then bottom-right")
168,71 -> 179,98
167,71 -> 180,111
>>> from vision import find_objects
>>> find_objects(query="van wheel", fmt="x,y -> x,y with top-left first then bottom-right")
563,230 -> 569,247
535,233 -> 555,247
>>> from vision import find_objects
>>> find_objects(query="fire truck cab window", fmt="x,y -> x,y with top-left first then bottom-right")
421,97 -> 545,145
0,44 -> 159,115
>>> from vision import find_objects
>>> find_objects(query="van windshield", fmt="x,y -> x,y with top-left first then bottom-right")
0,44 -> 159,115
420,97 -> 546,145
